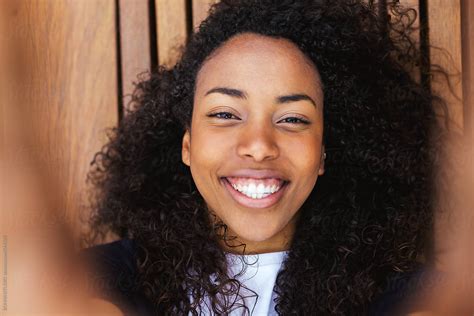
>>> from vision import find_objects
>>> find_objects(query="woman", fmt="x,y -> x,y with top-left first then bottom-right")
83,0 -> 446,314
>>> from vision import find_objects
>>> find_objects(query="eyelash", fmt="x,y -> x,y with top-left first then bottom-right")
207,112 -> 310,125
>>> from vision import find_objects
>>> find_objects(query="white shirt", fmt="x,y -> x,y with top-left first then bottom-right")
191,250 -> 288,315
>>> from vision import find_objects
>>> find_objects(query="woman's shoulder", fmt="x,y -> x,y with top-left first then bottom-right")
80,239 -> 154,316
81,238 -> 137,274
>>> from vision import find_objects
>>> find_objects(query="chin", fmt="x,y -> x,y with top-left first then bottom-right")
233,222 -> 281,243
240,232 -> 274,243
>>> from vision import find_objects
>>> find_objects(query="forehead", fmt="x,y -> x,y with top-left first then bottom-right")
195,33 -> 322,99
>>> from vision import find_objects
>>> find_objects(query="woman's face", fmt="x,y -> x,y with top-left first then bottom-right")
182,33 -> 324,254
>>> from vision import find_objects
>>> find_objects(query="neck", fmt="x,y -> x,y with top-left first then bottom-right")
215,219 -> 297,255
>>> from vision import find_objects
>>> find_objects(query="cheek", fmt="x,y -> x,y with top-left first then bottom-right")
285,135 -> 323,199
188,129 -> 236,190
284,134 -> 323,173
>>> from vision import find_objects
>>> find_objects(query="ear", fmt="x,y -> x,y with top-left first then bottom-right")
182,129 -> 191,167
318,144 -> 325,176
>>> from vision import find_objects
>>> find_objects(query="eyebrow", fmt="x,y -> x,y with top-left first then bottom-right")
204,87 -> 317,107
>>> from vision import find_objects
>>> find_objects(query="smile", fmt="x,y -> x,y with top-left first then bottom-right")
221,177 -> 289,209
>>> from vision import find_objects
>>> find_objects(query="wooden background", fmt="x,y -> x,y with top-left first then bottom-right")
3,0 -> 473,237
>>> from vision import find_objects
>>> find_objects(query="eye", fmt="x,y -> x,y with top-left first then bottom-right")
207,111 -> 241,120
278,116 -> 310,125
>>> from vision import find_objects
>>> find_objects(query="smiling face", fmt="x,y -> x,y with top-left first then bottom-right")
181,33 -> 325,254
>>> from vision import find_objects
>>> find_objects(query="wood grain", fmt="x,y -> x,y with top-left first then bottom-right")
427,0 -> 464,132
8,0 -> 118,234
156,0 -> 187,67
461,0 -> 474,137
118,0 -> 151,112
192,0 -> 218,30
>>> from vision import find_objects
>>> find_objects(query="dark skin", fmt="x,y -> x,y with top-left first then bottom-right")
182,33 -> 325,255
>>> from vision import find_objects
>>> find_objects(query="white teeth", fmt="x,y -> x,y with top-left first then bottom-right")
229,180 -> 282,199
248,183 -> 256,193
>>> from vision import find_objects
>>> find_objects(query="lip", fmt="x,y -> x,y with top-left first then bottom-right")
220,177 -> 289,209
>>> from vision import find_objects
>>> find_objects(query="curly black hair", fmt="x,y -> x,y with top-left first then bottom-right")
85,0 -> 448,314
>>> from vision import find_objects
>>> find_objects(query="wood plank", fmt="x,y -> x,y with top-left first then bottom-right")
428,0 -> 467,268
192,0 -> 218,30
118,0 -> 151,112
427,0 -> 464,132
9,0 -> 118,234
156,0 -> 187,67
461,0 -> 474,137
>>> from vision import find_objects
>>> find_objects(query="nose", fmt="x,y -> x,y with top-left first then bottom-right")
236,120 -> 279,162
